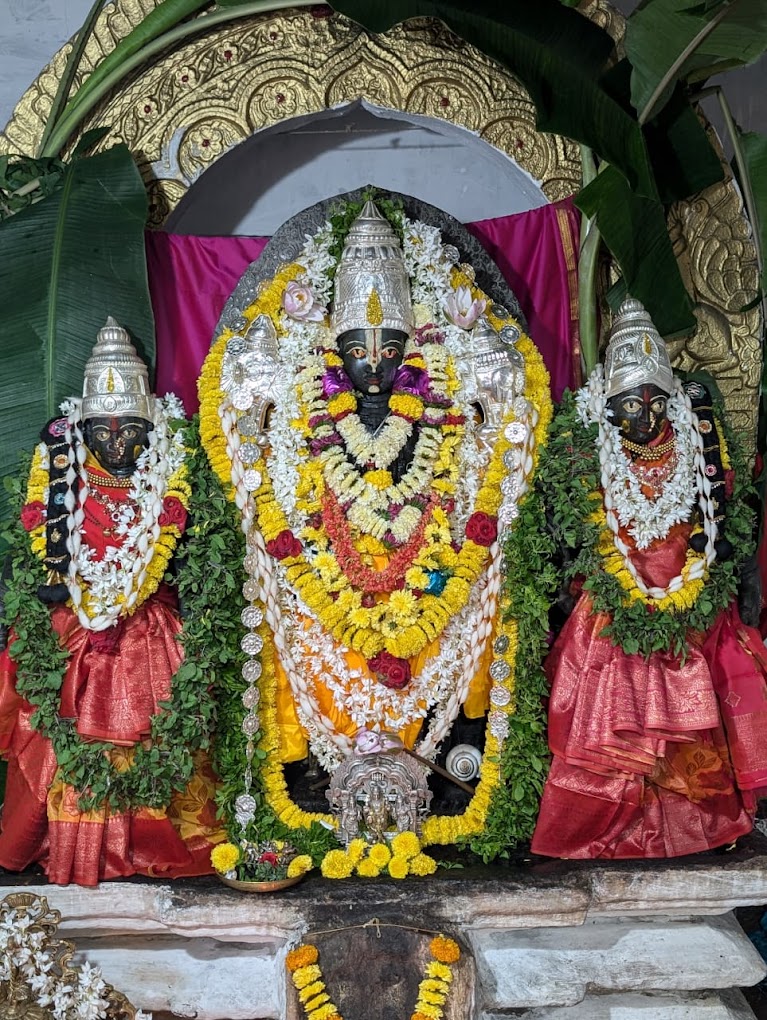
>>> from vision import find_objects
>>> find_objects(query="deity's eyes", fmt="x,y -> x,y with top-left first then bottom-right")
381,346 -> 401,360
90,423 -> 142,442
620,398 -> 643,414
347,347 -> 367,360
650,398 -> 667,415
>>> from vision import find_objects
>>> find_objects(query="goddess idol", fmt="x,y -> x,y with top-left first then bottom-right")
0,321 -> 223,885
532,298 -> 767,859
199,195 -> 552,859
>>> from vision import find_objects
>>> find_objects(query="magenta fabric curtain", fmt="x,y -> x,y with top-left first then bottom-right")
146,197 -> 581,414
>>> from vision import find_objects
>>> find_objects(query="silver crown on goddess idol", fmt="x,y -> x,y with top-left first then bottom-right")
604,297 -> 674,399
331,200 -> 414,338
81,317 -> 154,421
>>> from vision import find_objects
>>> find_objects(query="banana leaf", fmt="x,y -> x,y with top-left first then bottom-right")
0,144 -> 153,525
740,130 -> 767,297
60,0 -> 212,120
576,165 -> 696,337
626,0 -> 767,122
600,60 -> 724,203
37,0 -> 108,156
333,0 -> 662,197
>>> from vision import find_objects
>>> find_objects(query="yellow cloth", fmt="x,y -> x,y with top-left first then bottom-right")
275,613 -> 495,762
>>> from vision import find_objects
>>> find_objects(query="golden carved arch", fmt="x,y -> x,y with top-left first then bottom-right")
0,0 -> 760,441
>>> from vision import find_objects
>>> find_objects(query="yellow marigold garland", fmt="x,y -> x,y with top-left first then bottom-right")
200,239 -> 552,854
287,934 -> 460,1020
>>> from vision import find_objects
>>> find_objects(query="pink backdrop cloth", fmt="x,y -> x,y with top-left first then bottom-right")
146,198 -> 581,415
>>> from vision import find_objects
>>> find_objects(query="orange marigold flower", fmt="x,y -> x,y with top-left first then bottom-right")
430,936 -> 461,964
286,944 -> 319,972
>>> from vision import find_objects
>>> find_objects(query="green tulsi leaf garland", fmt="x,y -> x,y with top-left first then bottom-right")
468,481 -> 556,860
0,418 -> 224,811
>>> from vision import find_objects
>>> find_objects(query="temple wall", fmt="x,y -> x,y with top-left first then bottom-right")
9,842 -> 767,1019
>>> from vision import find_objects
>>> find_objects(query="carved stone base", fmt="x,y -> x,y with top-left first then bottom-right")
4,833 -> 767,1018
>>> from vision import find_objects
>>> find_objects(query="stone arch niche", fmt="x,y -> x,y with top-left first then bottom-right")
0,0 -> 759,437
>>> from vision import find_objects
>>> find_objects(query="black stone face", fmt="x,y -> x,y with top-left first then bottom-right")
338,328 -> 406,395
607,384 -> 669,446
83,416 -> 152,477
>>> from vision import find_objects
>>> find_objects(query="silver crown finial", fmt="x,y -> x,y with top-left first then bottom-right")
604,298 -> 673,398
81,318 -> 153,421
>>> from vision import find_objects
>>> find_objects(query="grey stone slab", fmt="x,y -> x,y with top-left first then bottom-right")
480,988 -> 757,1019
74,935 -> 283,1020
471,913 -> 766,1009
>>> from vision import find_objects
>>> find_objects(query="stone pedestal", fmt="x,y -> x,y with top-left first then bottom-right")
4,833 -> 767,1019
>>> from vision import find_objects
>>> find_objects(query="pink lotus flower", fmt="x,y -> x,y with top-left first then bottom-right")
282,280 -> 326,322
444,285 -> 486,329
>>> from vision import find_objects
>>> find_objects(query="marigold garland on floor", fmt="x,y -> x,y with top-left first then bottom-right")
286,933 -> 461,1020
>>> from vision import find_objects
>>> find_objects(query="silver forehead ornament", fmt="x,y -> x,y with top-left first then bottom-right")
81,317 -> 154,422
603,297 -> 673,399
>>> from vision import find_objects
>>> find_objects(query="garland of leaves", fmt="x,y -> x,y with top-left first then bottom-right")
203,460 -> 338,861
467,481 -> 555,860
538,390 -> 755,660
0,418 -> 231,812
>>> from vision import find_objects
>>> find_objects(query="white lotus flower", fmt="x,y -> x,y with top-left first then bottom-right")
283,281 -> 326,322
444,285 -> 486,329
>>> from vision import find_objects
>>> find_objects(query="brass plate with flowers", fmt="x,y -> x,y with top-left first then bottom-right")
210,837 -> 314,891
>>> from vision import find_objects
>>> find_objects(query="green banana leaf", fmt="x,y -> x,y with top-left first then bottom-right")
0,144 -> 154,525
740,130 -> 767,297
37,0 -> 108,156
599,60 -> 723,203
626,0 -> 767,122
333,0 -> 661,197
61,0 -> 211,119
576,164 -> 696,337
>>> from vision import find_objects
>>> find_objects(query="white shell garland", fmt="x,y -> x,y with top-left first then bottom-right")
62,395 -> 187,631
577,366 -> 716,599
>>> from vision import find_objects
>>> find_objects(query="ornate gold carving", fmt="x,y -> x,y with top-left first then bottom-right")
0,7 -> 581,224
0,0 -> 760,448
668,146 -> 762,441
0,893 -> 139,1018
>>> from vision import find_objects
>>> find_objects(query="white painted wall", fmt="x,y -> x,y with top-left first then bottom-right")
0,0 -> 92,133
166,103 -> 548,235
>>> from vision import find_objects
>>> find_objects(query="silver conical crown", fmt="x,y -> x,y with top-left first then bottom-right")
604,298 -> 673,398
331,200 -> 413,337
81,317 -> 153,421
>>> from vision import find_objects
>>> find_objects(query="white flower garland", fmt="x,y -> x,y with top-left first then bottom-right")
219,208 -> 537,774
576,366 -> 717,598
62,395 -> 187,631
0,904 -> 151,1019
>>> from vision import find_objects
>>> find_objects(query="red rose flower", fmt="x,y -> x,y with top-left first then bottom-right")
158,496 -> 188,532
465,511 -> 497,547
266,529 -> 303,560
20,501 -> 45,532
368,651 -> 411,690
258,851 -> 279,866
